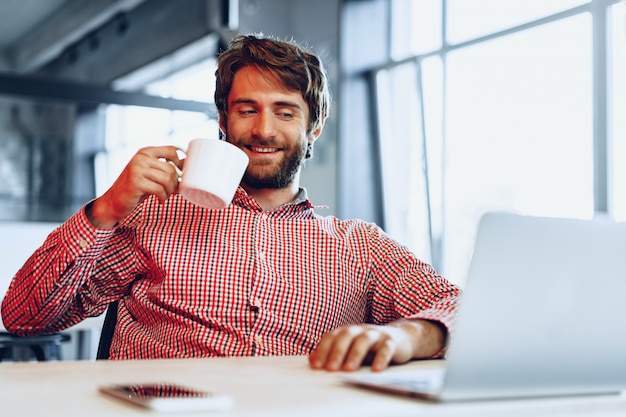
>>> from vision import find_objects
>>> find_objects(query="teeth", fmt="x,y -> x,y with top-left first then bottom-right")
250,146 -> 278,153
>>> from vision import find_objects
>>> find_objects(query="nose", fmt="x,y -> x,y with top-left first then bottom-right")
251,110 -> 277,139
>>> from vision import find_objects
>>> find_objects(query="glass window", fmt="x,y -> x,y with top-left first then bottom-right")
447,0 -> 589,44
144,58 -> 217,102
97,58 -> 218,194
611,2 -> 626,221
420,56 -> 444,261
443,14 -> 594,283
391,0 -> 442,59
376,63 -> 433,263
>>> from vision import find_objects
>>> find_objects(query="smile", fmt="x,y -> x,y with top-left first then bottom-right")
248,146 -> 280,153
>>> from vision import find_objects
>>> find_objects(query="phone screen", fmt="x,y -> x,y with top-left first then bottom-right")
99,383 -> 234,412
121,383 -> 212,398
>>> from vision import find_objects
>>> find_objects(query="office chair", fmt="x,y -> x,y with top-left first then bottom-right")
96,300 -> 119,360
0,332 -> 71,362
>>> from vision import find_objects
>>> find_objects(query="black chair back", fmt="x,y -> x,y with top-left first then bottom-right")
96,300 -> 119,360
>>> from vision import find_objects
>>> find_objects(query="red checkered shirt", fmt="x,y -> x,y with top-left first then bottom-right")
2,188 -> 459,359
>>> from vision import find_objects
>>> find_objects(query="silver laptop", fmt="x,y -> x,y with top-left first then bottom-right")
343,212 -> 626,401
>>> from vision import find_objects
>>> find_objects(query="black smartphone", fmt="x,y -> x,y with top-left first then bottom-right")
99,382 -> 234,412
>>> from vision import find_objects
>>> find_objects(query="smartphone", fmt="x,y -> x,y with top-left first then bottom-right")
99,383 -> 234,412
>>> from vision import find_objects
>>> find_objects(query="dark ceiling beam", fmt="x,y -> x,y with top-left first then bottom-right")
0,72 -> 214,115
38,0 -> 235,84
6,0 -> 146,73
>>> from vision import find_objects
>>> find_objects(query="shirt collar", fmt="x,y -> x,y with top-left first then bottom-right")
232,186 -> 323,211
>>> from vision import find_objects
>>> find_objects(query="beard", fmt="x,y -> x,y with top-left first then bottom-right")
230,136 -> 308,189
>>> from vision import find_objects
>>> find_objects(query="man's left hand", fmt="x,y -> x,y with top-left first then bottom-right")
308,319 -> 445,372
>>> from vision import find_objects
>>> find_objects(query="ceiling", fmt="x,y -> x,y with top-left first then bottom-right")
0,0 -> 236,112
0,0 -> 235,83
0,0 -> 71,49
0,0 -> 148,74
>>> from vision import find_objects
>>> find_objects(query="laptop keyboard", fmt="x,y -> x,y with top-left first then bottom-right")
344,368 -> 445,395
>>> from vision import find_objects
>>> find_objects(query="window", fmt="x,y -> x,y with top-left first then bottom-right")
391,0 -> 442,58
376,63 -> 433,263
447,0 -> 589,43
381,0 -> 618,286
611,1 -> 626,221
96,58 -> 219,195
444,14 -> 593,282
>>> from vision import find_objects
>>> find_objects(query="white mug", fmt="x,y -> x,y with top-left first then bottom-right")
179,138 -> 249,209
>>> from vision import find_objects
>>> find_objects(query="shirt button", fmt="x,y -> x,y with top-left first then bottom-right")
78,238 -> 89,249
252,298 -> 262,308
254,336 -> 262,344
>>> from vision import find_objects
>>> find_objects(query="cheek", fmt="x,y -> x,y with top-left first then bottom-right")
282,123 -> 309,141
225,118 -> 249,139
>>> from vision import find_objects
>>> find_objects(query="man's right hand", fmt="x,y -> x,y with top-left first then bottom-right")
87,146 -> 183,228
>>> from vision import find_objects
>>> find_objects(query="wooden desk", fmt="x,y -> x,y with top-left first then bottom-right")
1,356 -> 625,417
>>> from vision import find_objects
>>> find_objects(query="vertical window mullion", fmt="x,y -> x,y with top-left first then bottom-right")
591,0 -> 610,214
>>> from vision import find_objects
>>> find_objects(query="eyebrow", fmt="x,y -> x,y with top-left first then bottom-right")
230,98 -> 304,112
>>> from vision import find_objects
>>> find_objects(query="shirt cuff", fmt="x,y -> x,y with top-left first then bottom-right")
60,200 -> 117,257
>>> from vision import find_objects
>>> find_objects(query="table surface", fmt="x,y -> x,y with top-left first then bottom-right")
1,356 -> 625,417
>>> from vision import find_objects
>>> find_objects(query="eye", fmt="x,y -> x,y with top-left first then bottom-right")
276,110 -> 294,119
238,108 -> 257,116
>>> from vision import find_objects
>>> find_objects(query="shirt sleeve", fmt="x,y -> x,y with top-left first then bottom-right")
364,223 -> 461,356
1,203 -> 142,335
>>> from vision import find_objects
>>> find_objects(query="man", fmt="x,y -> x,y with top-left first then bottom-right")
1,34 -> 459,372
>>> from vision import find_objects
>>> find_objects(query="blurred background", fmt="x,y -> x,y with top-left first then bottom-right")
0,0 -> 624,294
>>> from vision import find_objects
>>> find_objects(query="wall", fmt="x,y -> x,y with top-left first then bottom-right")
0,98 -> 76,222
238,0 -> 340,216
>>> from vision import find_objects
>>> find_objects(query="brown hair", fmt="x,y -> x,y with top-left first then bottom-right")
215,34 -> 331,135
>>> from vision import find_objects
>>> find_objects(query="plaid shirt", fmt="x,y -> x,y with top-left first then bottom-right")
2,188 -> 459,359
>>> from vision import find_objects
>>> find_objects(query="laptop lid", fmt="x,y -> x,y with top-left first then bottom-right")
440,212 -> 626,400
345,212 -> 626,401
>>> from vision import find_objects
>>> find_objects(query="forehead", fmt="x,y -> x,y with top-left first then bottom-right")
229,66 -> 308,107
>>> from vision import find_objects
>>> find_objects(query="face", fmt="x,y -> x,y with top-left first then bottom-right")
220,66 -> 321,189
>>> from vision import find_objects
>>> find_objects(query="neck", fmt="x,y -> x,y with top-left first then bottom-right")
241,181 -> 300,211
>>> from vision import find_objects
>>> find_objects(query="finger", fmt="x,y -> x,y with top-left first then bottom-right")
308,332 -> 336,370
141,146 -> 184,170
341,329 -> 380,371
319,327 -> 363,371
147,147 -> 185,195
135,149 -> 183,200
142,163 -> 180,201
370,338 -> 396,372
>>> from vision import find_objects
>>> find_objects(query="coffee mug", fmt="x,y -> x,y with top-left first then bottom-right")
179,138 -> 249,209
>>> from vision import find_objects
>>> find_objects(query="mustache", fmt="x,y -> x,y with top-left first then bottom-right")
223,134 -> 313,159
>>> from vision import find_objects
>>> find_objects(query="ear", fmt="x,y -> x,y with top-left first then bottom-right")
218,117 -> 227,137
308,118 -> 325,144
